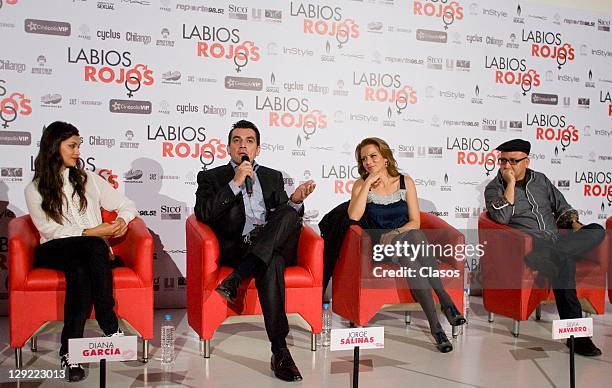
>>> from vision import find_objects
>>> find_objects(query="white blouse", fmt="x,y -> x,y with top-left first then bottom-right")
25,169 -> 137,244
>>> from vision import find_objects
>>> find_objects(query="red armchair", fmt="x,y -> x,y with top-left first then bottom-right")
332,212 -> 465,337
9,211 -> 154,368
186,215 -> 324,357
479,212 -> 608,337
606,217 -> 612,302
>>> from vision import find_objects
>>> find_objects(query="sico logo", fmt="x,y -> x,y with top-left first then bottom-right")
67,48 -> 154,86
98,168 -> 119,189
0,79 -> 32,127
352,72 -> 417,104
290,3 -> 360,40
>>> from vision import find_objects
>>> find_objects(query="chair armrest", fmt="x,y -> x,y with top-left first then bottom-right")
186,215 -> 221,292
110,217 -> 153,286
478,212 -> 534,289
420,212 -> 465,270
296,225 -> 324,286
8,216 -> 38,291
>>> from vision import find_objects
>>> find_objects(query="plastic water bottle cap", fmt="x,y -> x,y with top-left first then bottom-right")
323,303 -> 329,309
164,314 -> 172,321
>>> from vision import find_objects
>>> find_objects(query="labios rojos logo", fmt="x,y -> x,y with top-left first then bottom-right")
290,2 -> 360,41
527,113 -> 579,143
255,95 -> 327,130
146,124 -> 228,163
67,47 -> 154,87
484,56 -> 541,91
182,24 -> 260,66
521,29 -> 575,68
0,79 -> 32,124
352,72 -> 418,105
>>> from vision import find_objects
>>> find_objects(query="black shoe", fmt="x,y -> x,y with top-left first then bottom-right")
271,348 -> 303,382
433,331 -> 453,353
61,354 -> 86,382
443,304 -> 466,326
567,337 -> 602,357
524,248 -> 559,279
215,272 -> 242,304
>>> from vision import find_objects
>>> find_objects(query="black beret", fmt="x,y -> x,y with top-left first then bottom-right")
496,139 -> 531,154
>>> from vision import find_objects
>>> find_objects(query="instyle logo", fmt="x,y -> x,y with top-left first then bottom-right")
25,19 -> 71,36
290,2 -> 360,40
67,48 -> 154,87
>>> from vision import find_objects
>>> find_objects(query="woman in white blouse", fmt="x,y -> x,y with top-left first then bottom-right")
25,121 -> 137,382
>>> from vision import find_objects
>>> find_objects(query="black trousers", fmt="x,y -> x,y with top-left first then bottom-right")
222,206 -> 302,343
34,236 -> 119,356
376,229 -> 454,335
529,223 -> 606,320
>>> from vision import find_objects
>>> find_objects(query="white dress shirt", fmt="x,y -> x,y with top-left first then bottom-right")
25,169 -> 137,244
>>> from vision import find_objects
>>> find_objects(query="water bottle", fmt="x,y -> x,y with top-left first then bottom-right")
160,314 -> 175,364
463,285 -> 471,322
321,303 -> 332,347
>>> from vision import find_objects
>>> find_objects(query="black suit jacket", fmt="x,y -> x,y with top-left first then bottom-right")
194,163 -> 300,264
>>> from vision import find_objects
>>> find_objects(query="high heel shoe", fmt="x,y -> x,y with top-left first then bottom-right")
443,304 -> 466,326
433,331 -> 453,353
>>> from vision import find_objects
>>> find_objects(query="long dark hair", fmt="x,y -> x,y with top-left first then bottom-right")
33,121 -> 88,224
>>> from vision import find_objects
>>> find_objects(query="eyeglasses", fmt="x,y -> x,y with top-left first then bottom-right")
497,157 -> 528,165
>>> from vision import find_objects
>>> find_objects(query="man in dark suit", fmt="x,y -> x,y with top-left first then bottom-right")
194,120 -> 316,382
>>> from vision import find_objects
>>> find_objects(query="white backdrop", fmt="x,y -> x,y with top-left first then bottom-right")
1,0 -> 610,312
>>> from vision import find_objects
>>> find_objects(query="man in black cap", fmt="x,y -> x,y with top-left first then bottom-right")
484,138 -> 605,356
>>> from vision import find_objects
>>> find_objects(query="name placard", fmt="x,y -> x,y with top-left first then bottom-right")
330,327 -> 384,351
69,336 -> 138,364
552,318 -> 593,340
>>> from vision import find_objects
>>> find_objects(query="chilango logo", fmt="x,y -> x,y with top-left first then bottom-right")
484,56 -> 540,91
575,171 -> 612,197
289,2 -> 359,41
526,113 -> 578,144
254,95 -> 327,130
67,47 -> 154,87
352,72 -> 417,104
445,137 -> 496,168
146,124 -> 228,164
182,24 -> 260,65
521,29 -> 575,68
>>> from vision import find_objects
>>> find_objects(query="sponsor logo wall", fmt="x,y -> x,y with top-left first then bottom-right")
0,0 -> 610,311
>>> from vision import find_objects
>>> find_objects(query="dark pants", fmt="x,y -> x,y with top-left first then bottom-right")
223,206 -> 302,343
34,236 -> 119,356
529,223 -> 606,320
377,229 -> 454,336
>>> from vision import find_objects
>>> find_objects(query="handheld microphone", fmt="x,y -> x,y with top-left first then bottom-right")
241,155 -> 253,196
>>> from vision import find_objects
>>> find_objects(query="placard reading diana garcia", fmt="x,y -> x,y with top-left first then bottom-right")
330,327 -> 384,351
69,336 -> 138,364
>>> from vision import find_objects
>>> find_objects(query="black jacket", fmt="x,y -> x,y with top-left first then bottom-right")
194,163 -> 300,262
